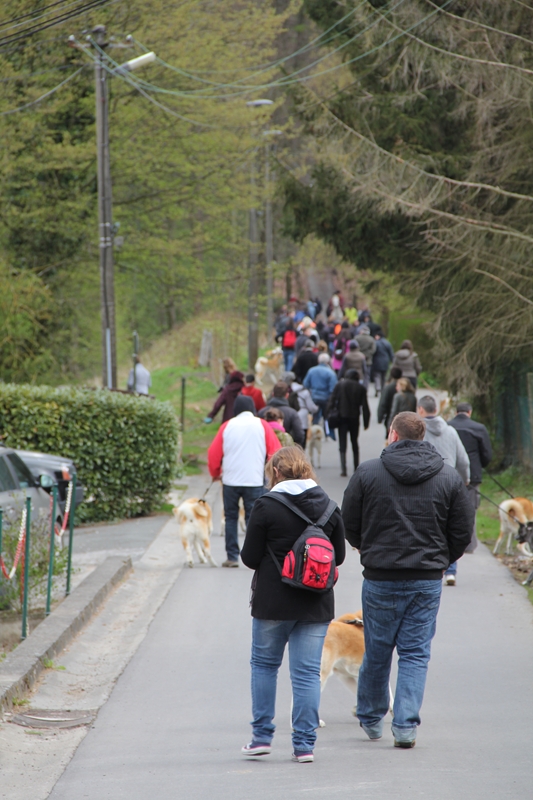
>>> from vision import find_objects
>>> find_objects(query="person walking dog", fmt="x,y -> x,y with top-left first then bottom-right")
207,395 -> 281,567
341,412 -> 473,748
240,447 -> 345,763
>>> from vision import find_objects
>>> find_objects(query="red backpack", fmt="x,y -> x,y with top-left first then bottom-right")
267,494 -> 338,593
282,329 -> 297,349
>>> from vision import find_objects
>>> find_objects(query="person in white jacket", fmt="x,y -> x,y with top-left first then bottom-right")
417,395 -> 469,586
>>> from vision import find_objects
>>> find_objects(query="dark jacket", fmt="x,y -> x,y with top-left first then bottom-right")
341,439 -> 474,580
208,371 -> 244,422
259,397 -> 305,446
329,373 -> 370,426
448,413 -> 492,484
372,337 -> 395,372
241,486 -> 346,621
293,349 -> 318,383
390,389 -> 417,418
377,380 -> 397,427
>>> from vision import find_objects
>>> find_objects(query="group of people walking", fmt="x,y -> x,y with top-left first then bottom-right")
203,301 -> 492,763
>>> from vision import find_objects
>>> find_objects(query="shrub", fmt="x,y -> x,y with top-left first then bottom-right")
0,385 -> 179,522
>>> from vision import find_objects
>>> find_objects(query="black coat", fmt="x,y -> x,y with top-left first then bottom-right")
329,375 -> 370,426
377,380 -> 396,427
448,414 -> 492,485
259,397 -> 305,446
241,487 -> 346,621
293,350 -> 318,382
341,440 -> 474,580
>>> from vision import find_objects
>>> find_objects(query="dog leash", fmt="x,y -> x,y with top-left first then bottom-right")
484,471 -> 514,499
477,489 -> 518,520
199,479 -> 215,504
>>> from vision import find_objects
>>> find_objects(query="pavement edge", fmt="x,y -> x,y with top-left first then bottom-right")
0,555 -> 132,715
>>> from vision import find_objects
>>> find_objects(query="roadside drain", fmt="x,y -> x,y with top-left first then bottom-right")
9,709 -> 96,729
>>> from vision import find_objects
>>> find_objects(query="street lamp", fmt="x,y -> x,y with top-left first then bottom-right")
263,129 -> 282,341
246,99 -> 273,369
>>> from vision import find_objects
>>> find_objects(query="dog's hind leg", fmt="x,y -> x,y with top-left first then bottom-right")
202,539 -> 218,567
194,539 -> 207,564
493,530 -> 504,554
181,539 -> 194,568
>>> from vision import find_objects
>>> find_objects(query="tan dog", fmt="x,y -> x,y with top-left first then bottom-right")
494,497 -> 533,556
173,498 -> 217,568
319,611 -> 394,726
307,424 -> 324,468
220,496 -> 246,537
254,348 -> 283,394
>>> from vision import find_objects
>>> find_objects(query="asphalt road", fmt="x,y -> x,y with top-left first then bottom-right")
48,396 -> 533,799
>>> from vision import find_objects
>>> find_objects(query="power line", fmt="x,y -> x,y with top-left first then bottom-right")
0,67 -> 84,116
0,0 -> 117,50
0,0 -> 94,35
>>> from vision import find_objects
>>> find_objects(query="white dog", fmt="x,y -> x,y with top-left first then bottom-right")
173,498 -> 217,568
307,424 -> 324,468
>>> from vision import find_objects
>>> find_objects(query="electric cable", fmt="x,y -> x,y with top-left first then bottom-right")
0,66 -> 83,116
0,0 -> 99,36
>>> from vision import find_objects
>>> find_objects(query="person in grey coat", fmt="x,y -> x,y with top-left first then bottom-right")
417,395 -> 470,586
355,326 -> 377,368
371,330 -> 395,396
392,340 -> 422,388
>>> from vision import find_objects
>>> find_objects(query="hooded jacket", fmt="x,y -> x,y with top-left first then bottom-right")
208,371 -> 244,422
241,482 -> 346,621
339,348 -> 366,379
259,397 -> 305,446
304,364 -> 338,402
392,348 -> 422,380
293,349 -> 318,382
372,337 -> 395,372
423,416 -> 470,484
355,332 -> 377,365
328,372 -> 370,425
342,439 -> 474,580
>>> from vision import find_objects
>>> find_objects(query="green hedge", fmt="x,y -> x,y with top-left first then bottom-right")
0,385 -> 179,522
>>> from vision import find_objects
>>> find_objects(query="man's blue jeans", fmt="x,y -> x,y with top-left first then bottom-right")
283,350 -> 295,371
357,579 -> 442,743
250,619 -> 329,755
312,399 -> 336,440
222,485 -> 264,562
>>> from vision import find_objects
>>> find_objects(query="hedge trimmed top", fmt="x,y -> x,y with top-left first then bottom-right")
0,384 -> 179,522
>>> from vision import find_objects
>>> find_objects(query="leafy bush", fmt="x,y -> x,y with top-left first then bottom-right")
0,385 -> 179,522
0,512 -> 67,611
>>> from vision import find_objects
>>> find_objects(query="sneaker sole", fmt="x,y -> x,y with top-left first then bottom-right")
394,740 -> 416,749
292,754 -> 314,763
242,747 -> 271,756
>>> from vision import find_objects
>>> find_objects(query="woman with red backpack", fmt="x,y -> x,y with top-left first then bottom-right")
240,446 -> 345,764
277,319 -> 297,371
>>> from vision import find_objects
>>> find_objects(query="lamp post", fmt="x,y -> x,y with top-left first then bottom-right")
263,129 -> 282,342
71,29 -> 155,388
246,99 -> 273,370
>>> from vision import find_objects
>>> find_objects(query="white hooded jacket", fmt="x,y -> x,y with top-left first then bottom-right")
423,416 -> 470,484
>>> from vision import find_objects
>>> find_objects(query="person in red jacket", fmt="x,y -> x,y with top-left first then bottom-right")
241,374 -> 266,412
208,395 -> 281,567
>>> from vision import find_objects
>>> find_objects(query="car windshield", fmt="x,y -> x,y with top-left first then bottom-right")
7,453 -> 36,489
0,456 -> 17,491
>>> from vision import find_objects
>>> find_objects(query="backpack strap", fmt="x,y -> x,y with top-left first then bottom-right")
266,492 -> 338,529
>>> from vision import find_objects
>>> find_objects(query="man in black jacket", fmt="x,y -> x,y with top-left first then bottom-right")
377,366 -> 402,440
293,340 -> 318,383
341,411 -> 473,749
328,369 -> 370,476
448,402 -> 492,553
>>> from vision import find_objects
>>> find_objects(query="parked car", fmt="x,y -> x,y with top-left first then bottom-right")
15,449 -> 84,515
0,448 -> 54,527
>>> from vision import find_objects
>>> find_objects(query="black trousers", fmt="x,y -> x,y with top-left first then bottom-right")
338,418 -> 360,469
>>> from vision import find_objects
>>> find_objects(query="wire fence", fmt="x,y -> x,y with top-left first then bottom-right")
0,475 -> 77,641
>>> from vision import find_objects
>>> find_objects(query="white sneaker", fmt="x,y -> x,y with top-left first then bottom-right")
445,574 -> 456,586
292,752 -> 314,763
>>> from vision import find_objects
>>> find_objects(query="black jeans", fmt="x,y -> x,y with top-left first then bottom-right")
222,485 -> 264,561
338,418 -> 360,469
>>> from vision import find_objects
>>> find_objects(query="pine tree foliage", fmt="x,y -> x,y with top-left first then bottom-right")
283,0 -> 533,395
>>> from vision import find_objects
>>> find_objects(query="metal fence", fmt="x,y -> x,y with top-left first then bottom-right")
495,368 -> 533,469
0,475 -> 77,641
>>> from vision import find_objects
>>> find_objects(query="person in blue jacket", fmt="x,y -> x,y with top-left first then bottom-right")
372,329 -> 395,397
304,354 -> 338,427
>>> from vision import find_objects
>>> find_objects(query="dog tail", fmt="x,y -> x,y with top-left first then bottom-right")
499,499 -> 528,526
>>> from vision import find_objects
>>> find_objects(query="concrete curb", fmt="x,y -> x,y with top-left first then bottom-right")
0,556 -> 132,714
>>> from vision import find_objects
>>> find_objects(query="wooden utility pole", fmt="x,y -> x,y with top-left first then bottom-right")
93,25 -> 117,389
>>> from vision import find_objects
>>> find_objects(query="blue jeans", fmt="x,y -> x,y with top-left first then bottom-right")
312,399 -> 336,441
222,485 -> 264,561
250,619 -> 329,754
283,350 -> 295,371
357,579 -> 442,743
445,561 -> 457,576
